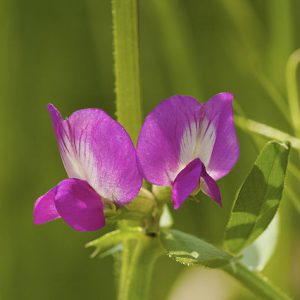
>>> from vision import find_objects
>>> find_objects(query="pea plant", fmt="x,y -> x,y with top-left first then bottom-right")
34,1 -> 294,299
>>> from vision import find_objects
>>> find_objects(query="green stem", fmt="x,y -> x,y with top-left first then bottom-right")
117,231 -> 162,300
112,0 -> 142,144
111,1 -> 160,299
223,263 -> 291,300
286,48 -> 300,137
235,115 -> 300,150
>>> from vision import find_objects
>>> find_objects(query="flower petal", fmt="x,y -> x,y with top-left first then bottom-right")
201,168 -> 222,206
204,93 -> 239,180
137,93 -> 239,186
54,178 -> 105,231
34,187 -> 60,224
172,159 -> 202,209
48,104 -> 142,205
137,96 -> 201,185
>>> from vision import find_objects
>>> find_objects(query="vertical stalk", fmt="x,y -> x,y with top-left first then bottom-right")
117,234 -> 161,300
111,1 -> 160,299
286,49 -> 300,137
112,0 -> 142,144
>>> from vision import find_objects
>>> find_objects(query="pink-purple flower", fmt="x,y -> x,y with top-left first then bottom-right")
136,93 -> 239,209
34,105 -> 142,231
34,93 -> 239,231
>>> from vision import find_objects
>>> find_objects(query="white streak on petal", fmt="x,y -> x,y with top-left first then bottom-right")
49,105 -> 142,205
179,117 -> 217,173
62,128 -> 123,202
61,134 -> 85,179
59,125 -> 101,197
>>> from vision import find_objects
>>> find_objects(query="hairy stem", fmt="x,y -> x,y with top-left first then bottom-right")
112,0 -> 142,144
111,0 -> 160,298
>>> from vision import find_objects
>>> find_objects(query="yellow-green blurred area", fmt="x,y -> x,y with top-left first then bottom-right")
1,0 -> 300,299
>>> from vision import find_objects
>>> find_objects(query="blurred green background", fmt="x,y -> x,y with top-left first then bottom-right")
1,0 -> 299,299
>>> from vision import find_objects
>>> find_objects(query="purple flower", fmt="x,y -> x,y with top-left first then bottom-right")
34,105 -> 142,231
136,93 -> 239,209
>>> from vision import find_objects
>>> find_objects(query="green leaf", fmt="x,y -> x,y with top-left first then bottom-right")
160,229 -> 233,268
241,213 -> 279,271
224,141 -> 290,254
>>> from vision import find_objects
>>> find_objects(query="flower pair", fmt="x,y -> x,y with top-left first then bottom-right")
34,93 -> 239,231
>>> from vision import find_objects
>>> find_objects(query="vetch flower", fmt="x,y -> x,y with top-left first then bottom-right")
136,93 -> 239,209
34,105 -> 142,231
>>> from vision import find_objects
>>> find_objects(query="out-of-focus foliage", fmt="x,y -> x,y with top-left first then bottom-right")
0,0 -> 300,299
